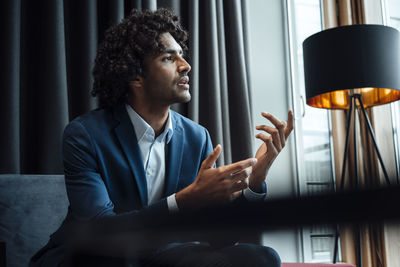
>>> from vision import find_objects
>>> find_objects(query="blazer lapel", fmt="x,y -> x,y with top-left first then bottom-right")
113,105 -> 148,206
165,113 -> 184,197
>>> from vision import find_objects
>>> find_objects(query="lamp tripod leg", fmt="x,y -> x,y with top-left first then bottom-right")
356,223 -> 363,267
333,97 -> 354,263
340,96 -> 355,190
356,95 -> 391,185
353,97 -> 362,267
333,227 -> 340,263
353,97 -> 359,187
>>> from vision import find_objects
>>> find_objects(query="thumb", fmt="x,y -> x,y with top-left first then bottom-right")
200,144 -> 222,170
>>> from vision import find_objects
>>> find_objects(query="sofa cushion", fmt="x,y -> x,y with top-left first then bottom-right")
0,175 -> 68,267
281,263 -> 355,267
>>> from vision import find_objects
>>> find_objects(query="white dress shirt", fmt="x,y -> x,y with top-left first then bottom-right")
125,104 -> 266,213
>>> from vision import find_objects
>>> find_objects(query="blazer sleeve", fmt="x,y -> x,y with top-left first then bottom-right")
62,120 -> 168,223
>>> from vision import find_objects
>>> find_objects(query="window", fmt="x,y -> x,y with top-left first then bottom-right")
285,0 -> 400,262
385,0 -> 400,182
286,0 -> 336,262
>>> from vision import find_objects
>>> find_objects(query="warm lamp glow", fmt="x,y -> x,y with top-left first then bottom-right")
307,87 -> 400,109
303,25 -> 400,110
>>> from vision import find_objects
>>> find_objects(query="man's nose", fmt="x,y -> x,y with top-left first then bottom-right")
178,57 -> 191,74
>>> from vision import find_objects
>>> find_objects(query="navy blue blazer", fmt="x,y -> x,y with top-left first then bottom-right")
31,104 -> 214,266
62,104 -> 213,220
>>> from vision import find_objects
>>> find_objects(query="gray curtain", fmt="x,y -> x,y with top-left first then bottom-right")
0,0 -> 254,174
188,0 -> 254,165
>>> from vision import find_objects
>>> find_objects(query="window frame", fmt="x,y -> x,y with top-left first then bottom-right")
382,0 -> 400,183
283,0 -> 338,262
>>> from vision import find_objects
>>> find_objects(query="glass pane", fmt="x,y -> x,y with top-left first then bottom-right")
311,236 -> 334,261
290,0 -> 336,262
293,0 -> 333,190
306,183 -> 332,195
387,0 -> 400,182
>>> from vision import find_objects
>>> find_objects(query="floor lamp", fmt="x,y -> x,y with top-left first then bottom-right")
302,24 -> 400,266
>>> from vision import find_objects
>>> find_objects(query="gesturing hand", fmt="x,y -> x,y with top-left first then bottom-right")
249,110 -> 294,193
175,145 -> 257,211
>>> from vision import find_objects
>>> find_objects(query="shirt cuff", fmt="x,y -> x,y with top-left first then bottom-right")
243,187 -> 267,202
167,193 -> 179,213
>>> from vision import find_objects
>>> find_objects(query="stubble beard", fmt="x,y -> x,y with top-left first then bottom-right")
167,81 -> 191,105
175,89 -> 191,104
148,85 -> 191,107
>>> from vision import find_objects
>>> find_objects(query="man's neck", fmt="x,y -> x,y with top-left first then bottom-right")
128,102 -> 170,137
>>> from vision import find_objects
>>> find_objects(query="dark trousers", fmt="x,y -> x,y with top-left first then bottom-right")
68,242 -> 281,267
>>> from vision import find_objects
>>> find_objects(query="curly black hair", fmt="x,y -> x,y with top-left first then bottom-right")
91,8 -> 188,108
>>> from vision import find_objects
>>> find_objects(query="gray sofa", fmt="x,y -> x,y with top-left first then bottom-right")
0,175 -> 69,267
0,175 -> 358,267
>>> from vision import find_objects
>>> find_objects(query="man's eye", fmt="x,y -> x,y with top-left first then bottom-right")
163,56 -> 174,62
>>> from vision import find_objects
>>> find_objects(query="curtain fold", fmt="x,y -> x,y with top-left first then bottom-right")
222,0 -> 254,163
184,0 -> 254,165
0,0 -> 21,173
64,0 -> 98,120
216,0 -> 232,165
0,0 -> 254,173
20,0 -> 69,174
198,0 -> 228,165
187,0 -> 199,122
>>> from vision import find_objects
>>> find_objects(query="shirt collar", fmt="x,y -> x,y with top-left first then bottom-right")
125,104 -> 173,144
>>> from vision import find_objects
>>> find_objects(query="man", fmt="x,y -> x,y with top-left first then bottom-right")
31,8 -> 293,267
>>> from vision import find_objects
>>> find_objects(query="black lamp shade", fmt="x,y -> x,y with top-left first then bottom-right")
303,24 -> 400,109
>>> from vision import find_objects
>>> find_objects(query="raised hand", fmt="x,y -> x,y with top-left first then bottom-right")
175,145 -> 257,210
249,110 -> 294,193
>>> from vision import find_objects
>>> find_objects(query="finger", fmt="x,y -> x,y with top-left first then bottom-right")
261,111 -> 286,148
255,125 -> 282,152
230,166 -> 252,183
285,110 -> 294,139
230,180 -> 248,193
255,132 -> 271,143
220,157 -> 257,176
261,112 -> 285,131
265,138 -> 278,158
280,121 -> 287,147
256,135 -> 278,158
256,133 -> 281,153
200,144 -> 221,170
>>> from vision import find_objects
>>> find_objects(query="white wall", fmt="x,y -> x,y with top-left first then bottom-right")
247,0 -> 301,263
247,0 -> 297,199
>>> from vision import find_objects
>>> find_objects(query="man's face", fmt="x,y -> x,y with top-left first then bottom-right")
141,32 -> 191,106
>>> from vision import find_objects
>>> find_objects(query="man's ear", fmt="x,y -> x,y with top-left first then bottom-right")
129,76 -> 144,91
